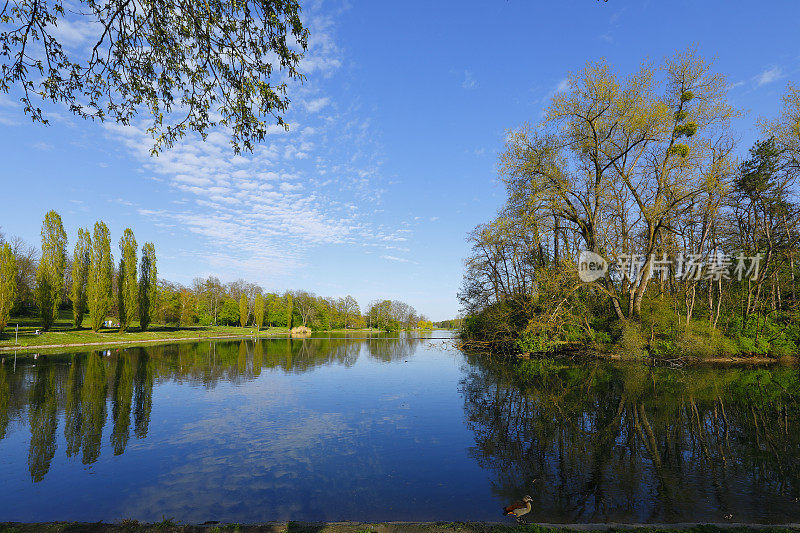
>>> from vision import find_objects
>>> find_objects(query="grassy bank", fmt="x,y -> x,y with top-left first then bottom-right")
1,523 -> 798,533
0,312 -> 388,353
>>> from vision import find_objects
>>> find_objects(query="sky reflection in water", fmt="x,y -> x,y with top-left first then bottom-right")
0,335 -> 798,524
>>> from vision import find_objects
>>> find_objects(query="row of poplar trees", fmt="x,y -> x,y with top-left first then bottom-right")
2,210 -> 158,333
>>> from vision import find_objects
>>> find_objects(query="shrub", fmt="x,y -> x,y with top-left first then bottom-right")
618,320 -> 647,358
289,325 -> 312,337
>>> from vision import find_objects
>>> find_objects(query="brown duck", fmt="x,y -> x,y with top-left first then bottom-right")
503,495 -> 533,522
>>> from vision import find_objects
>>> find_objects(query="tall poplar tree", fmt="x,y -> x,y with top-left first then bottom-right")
37,211 -> 67,330
286,293 -> 294,330
87,222 -> 113,332
117,256 -> 126,329
117,229 -> 138,332
34,270 -> 54,330
71,228 -> 91,328
0,243 -> 17,334
253,293 -> 265,331
138,243 -> 157,332
239,293 -> 249,327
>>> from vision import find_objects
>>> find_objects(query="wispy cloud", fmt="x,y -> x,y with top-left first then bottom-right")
462,70 -> 478,90
381,255 -> 413,264
101,3 -> 412,281
756,66 -> 784,86
541,78 -> 570,104
47,18 -> 98,49
304,96 -> 330,113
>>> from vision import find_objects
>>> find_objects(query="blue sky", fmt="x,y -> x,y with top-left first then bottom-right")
1,0 -> 799,320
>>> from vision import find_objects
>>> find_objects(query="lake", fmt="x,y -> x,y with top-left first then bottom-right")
0,334 -> 798,524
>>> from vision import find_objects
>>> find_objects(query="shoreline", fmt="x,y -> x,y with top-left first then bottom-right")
0,332 -> 287,354
0,330 -> 451,355
1,332 -> 794,366
0,521 -> 799,532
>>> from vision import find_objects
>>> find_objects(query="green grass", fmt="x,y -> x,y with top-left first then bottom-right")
0,311 -> 402,353
0,310 -> 291,352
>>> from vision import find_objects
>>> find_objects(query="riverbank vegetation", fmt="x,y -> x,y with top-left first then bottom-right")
459,50 -> 800,360
0,213 -> 430,348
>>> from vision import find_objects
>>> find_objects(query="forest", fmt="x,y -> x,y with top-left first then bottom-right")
459,50 -> 800,359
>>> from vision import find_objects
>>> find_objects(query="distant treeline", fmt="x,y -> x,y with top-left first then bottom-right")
434,318 -> 463,329
0,212 -> 430,334
165,278 -> 430,331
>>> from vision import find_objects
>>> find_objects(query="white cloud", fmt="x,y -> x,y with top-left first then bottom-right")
462,70 -> 478,90
541,78 -> 570,103
48,18 -> 98,49
304,97 -> 330,113
381,255 -> 411,263
756,66 -> 784,86
555,78 -> 570,93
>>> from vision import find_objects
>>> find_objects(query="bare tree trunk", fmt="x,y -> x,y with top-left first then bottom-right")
631,255 -> 654,319
553,215 -> 559,265
708,280 -> 714,327
713,278 -> 722,329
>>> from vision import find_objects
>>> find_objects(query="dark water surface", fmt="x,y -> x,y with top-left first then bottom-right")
0,334 -> 798,523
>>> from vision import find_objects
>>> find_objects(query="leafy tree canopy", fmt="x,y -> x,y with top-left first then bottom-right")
0,0 -> 309,153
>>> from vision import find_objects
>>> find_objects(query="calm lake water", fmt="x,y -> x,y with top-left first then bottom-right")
0,334 -> 798,524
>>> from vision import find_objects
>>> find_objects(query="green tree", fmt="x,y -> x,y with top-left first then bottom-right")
253,293 -> 265,331
179,289 -> 196,327
0,243 -> 17,334
0,0 -> 309,154
116,257 -> 125,328
496,50 -> 734,321
239,293 -> 249,327
71,228 -> 91,328
117,229 -> 138,331
219,299 -> 239,326
286,293 -> 294,330
87,222 -> 113,332
138,243 -> 157,331
267,294 -> 282,327
37,211 -> 67,330
34,269 -> 55,331
765,83 -> 800,167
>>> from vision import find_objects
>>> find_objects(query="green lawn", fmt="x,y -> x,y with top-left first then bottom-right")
0,310 -> 285,352
0,311 -> 395,352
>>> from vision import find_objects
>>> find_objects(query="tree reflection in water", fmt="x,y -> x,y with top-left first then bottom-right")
28,363 -> 57,482
0,334 -> 423,483
459,357 -> 800,523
